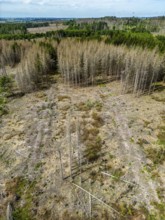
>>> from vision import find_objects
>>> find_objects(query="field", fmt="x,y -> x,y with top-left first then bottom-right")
27,23 -> 68,34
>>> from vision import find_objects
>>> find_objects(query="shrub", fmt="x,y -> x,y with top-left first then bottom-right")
85,136 -> 102,162
0,96 -> 8,116
0,75 -> 12,94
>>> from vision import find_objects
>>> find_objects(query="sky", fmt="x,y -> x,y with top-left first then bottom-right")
0,0 -> 165,18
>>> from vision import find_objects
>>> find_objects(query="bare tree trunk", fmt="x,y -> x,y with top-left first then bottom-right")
6,203 -> 13,220
89,194 -> 92,219
76,115 -> 82,178
67,111 -> 72,179
72,183 -> 121,216
89,179 -> 92,219
57,144 -> 64,180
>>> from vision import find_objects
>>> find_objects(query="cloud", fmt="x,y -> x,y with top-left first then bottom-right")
0,0 -> 165,17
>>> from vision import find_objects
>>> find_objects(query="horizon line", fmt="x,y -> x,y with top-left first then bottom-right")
0,15 -> 165,19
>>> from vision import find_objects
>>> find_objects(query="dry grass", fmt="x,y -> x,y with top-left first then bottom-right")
75,100 -> 102,112
58,95 -> 70,101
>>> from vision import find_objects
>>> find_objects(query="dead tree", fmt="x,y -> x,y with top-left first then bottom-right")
6,202 -> 13,220
57,142 -> 64,180
67,110 -> 73,179
72,183 -> 121,218
89,179 -> 92,219
76,115 -> 82,178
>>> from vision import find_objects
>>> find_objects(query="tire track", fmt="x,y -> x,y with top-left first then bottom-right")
104,95 -> 160,209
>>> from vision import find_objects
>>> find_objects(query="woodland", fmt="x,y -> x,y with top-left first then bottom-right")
0,17 -> 165,220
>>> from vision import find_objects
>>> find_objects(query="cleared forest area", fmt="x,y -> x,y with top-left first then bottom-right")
0,19 -> 165,219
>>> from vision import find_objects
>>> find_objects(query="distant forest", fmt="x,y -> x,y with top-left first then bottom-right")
0,17 -> 165,53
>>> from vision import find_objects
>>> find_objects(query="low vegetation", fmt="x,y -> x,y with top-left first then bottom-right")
0,22 -> 49,35
5,176 -> 37,220
0,75 -> 13,116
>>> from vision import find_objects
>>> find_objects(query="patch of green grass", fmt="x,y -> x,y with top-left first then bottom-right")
144,202 -> 165,220
157,187 -> 165,200
116,202 -> 165,220
89,170 -> 97,181
6,176 -> 37,220
157,125 -> 165,147
143,119 -> 151,127
13,206 -> 31,220
117,203 -> 136,216
151,87 -> 165,102
34,162 -> 43,170
0,96 -> 8,116
141,115 -> 165,166
80,112 -> 103,142
150,146 -> 164,162
112,168 -> 124,182
0,76 -> 13,117
150,168 -> 160,180
130,137 -> 135,143
143,145 -> 165,165
76,100 -> 102,112
85,136 -> 102,162
152,96 -> 165,102
99,83 -> 106,88
58,95 -> 70,101
137,138 -> 149,146
0,75 -> 12,94
92,111 -> 104,127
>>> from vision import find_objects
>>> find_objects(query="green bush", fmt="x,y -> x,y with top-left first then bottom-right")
85,136 -> 102,162
0,75 -> 12,94
0,96 -> 8,116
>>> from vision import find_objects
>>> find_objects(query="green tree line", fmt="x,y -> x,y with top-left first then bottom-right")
0,22 -> 49,34
0,29 -> 165,53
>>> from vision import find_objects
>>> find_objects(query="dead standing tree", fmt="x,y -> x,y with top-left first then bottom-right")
67,110 -> 73,179
76,115 -> 82,181
56,141 -> 64,180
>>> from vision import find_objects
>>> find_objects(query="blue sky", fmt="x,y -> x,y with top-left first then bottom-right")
0,0 -> 165,17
